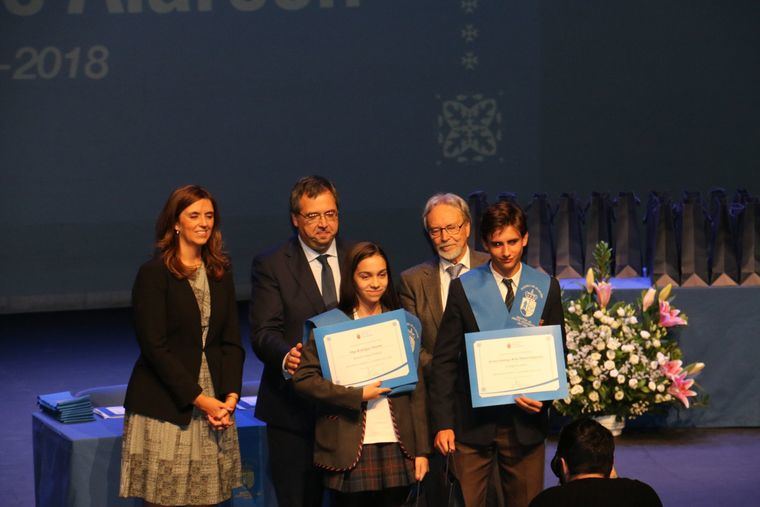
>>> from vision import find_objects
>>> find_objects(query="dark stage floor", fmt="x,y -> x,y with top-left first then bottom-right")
1,307 -> 758,506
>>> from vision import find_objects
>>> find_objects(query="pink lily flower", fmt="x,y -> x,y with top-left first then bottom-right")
660,359 -> 683,380
668,373 -> 697,408
595,281 -> 612,309
642,288 -> 656,311
659,300 -> 687,327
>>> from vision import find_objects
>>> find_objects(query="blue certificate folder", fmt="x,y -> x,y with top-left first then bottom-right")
465,325 -> 568,408
38,391 -> 95,423
313,309 -> 417,390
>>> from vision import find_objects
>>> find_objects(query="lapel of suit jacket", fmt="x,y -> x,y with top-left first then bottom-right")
285,236 -> 327,315
421,258 -> 444,332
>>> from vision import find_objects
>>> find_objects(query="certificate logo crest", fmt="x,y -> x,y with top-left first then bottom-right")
520,289 -> 538,317
406,322 -> 419,352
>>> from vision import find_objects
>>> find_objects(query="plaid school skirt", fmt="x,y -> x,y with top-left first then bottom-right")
325,442 -> 415,493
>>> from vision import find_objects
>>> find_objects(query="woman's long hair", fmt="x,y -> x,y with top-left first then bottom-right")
338,241 -> 399,315
154,185 -> 229,280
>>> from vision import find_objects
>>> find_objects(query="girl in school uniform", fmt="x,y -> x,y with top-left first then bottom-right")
293,241 -> 429,507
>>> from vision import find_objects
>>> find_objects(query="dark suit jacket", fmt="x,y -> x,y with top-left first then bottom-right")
430,272 -> 565,447
292,312 -> 430,471
124,258 -> 245,426
249,236 -> 351,432
398,250 -> 491,380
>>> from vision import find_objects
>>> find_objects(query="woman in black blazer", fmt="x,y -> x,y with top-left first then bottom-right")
119,185 -> 245,506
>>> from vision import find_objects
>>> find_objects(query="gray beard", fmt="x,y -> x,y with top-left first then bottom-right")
438,245 -> 464,263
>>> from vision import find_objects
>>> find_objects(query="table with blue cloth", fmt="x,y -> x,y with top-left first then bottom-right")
33,408 -> 273,507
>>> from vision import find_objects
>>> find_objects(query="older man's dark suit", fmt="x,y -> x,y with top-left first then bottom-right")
250,236 -> 351,507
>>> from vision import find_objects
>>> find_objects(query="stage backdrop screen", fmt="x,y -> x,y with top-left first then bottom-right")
1,1 -> 758,313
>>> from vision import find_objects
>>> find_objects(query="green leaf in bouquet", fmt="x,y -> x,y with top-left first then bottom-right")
592,241 -> 613,281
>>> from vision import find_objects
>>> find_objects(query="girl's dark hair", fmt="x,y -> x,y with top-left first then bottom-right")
338,241 -> 399,314
154,184 -> 229,281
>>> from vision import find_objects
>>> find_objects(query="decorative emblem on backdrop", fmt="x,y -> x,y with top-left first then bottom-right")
459,2 -> 479,71
461,52 -> 478,70
437,94 -> 502,163
461,24 -> 479,43
461,0 -> 478,14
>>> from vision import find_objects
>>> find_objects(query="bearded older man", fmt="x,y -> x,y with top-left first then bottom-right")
399,193 -> 490,381
397,193 -> 490,506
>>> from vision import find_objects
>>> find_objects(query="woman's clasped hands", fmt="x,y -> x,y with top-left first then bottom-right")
193,393 -> 238,430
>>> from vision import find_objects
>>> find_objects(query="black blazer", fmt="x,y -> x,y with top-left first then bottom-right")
249,236 -> 351,432
430,275 -> 565,447
124,258 -> 245,426
292,313 -> 430,471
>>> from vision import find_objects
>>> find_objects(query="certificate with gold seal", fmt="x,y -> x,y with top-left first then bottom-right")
313,309 -> 418,389
464,325 -> 568,408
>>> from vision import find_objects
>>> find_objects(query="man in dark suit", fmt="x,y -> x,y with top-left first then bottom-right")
250,175 -> 350,507
431,200 -> 566,507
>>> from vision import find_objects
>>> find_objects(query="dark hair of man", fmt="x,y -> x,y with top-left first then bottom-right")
556,418 -> 615,477
154,184 -> 229,281
289,175 -> 340,214
338,241 -> 400,315
479,200 -> 528,242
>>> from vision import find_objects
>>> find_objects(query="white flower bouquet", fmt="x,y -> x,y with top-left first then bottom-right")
553,242 -> 706,420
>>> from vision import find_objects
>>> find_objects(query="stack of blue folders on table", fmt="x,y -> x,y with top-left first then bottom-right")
38,391 -> 95,423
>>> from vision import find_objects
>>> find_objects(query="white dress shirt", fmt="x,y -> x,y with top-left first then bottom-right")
351,310 -> 397,444
489,261 -> 523,302
298,236 -> 341,297
362,397 -> 398,444
439,247 -> 473,309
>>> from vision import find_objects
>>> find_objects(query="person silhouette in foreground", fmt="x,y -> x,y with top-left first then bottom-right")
529,418 -> 662,507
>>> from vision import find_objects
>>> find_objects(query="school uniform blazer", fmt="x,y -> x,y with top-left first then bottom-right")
430,275 -> 565,447
249,236 -> 352,433
292,316 -> 431,471
398,250 -> 491,380
124,258 -> 245,426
